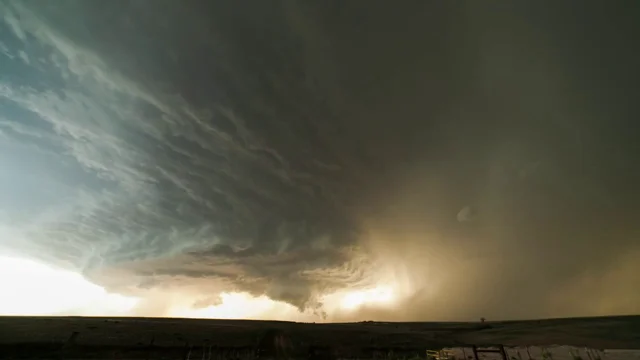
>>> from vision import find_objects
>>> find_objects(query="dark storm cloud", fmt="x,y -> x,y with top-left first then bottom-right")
1,0 -> 639,318
0,0 -> 373,309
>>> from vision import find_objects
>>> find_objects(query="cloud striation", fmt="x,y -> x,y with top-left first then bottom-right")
0,0 -> 638,320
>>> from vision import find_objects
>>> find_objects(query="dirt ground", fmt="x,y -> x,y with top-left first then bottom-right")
0,315 -> 638,359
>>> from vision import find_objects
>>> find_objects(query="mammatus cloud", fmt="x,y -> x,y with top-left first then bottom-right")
0,0 -> 638,320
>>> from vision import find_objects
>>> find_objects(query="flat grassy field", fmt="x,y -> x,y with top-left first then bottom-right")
0,315 -> 637,359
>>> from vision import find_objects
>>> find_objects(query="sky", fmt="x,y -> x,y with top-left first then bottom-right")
0,0 -> 639,321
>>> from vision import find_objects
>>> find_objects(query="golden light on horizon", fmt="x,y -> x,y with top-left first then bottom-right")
0,255 -> 404,321
339,286 -> 395,310
166,292 -> 314,321
167,285 -> 400,321
0,255 -> 139,316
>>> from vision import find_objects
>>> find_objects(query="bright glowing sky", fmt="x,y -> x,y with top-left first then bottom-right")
0,255 -> 399,320
0,255 -> 138,316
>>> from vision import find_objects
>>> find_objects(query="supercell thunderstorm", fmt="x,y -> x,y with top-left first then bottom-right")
1,1 -> 639,320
